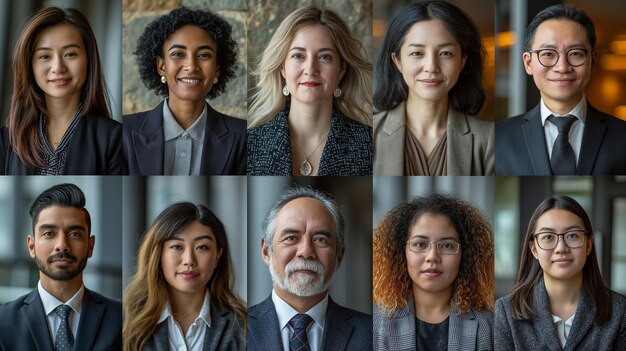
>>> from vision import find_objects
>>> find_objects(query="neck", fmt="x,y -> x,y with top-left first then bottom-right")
168,286 -> 206,315
412,284 -> 452,323
274,286 -> 327,313
40,273 -> 82,303
45,94 -> 81,123
544,272 -> 583,307
287,100 -> 333,137
405,95 -> 448,136
167,97 -> 206,130
543,95 -> 582,116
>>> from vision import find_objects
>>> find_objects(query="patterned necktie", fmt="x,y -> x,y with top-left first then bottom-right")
289,313 -> 313,351
55,304 -> 74,351
548,115 -> 577,175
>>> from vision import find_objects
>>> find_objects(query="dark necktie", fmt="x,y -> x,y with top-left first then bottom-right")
55,305 -> 74,351
289,313 -> 313,351
548,115 -> 577,175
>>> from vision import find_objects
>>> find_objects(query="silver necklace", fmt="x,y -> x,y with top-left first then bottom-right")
294,133 -> 329,176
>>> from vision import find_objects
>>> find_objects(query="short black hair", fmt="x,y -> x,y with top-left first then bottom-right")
29,183 -> 91,235
374,1 -> 485,115
524,4 -> 596,51
135,7 -> 238,99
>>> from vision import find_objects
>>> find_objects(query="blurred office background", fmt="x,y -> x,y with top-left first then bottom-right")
0,176 -> 123,302
122,176 -> 247,303
247,176 -> 372,314
496,0 -> 626,120
495,176 -> 626,298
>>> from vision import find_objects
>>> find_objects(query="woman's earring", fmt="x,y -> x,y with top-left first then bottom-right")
333,87 -> 342,97
213,77 -> 218,84
282,84 -> 290,96
160,76 -> 166,84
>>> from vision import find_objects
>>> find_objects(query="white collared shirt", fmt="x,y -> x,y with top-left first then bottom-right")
157,290 -> 211,351
38,281 -> 84,347
553,313 -> 575,348
272,289 -> 328,351
540,96 -> 586,164
162,98 -> 207,176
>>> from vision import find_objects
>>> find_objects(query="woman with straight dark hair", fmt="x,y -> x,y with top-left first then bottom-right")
0,6 -> 122,175
373,1 -> 493,176
495,195 -> 626,350
124,202 -> 246,350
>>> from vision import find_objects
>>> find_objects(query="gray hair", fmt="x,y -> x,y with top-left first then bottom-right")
262,186 -> 345,250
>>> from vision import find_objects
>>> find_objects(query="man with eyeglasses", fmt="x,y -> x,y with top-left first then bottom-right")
496,4 -> 626,175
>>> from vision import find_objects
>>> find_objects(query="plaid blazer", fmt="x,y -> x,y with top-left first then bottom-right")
495,277 -> 626,351
373,296 -> 493,351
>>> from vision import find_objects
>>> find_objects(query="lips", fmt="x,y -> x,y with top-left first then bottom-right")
552,258 -> 573,265
177,77 -> 203,85
418,79 -> 443,86
300,81 -> 321,87
48,78 -> 71,87
421,268 -> 442,277
178,271 -> 200,279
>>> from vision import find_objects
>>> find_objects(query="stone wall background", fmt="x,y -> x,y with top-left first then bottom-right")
122,0 -> 248,118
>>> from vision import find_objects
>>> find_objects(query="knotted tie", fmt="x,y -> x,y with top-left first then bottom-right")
548,115 -> 577,175
289,313 -> 313,351
55,304 -> 74,351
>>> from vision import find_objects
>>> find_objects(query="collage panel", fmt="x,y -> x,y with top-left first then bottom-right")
0,176 -> 123,349
121,176 -> 247,350
247,176 -> 372,350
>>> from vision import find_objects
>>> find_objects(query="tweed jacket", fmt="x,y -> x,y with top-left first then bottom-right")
247,108 -> 372,175
144,301 -> 245,351
373,101 -> 494,175
495,277 -> 626,350
374,297 -> 494,351
247,295 -> 372,351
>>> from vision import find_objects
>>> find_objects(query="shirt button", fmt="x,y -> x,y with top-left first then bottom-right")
181,152 -> 187,157
181,133 -> 189,139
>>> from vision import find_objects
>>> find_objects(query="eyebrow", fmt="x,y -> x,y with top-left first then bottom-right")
410,234 -> 458,241
279,228 -> 332,236
35,44 -> 81,52
407,43 -> 456,48
167,44 -> 215,52
536,43 -> 587,50
536,225 -> 584,232
38,224 -> 86,232
289,47 -> 336,54
170,235 -> 214,242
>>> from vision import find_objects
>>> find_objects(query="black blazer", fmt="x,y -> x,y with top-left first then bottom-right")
495,103 -> 626,175
0,115 -> 123,175
247,296 -> 372,351
0,288 -> 122,351
123,101 -> 246,175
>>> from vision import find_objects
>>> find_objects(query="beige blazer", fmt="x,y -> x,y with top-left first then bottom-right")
373,101 -> 494,175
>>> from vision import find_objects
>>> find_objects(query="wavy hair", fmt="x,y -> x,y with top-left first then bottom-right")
123,202 -> 246,351
248,5 -> 372,128
373,1 -> 485,114
373,194 -> 494,316
510,195 -> 611,324
7,6 -> 111,168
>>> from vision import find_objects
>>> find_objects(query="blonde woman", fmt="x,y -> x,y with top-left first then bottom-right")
123,203 -> 246,350
247,6 -> 372,176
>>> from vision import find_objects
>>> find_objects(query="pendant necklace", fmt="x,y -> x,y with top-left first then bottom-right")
294,132 -> 329,176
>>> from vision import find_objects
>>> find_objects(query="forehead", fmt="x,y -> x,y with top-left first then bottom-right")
402,19 -> 458,47
163,24 -> 216,49
290,24 -> 337,50
35,23 -> 84,47
409,213 -> 459,240
35,206 -> 87,226
274,197 -> 335,230
171,221 -> 216,241
531,19 -> 590,48
535,208 -> 585,229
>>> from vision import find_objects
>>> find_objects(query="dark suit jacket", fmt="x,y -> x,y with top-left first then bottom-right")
247,296 -> 372,351
374,297 -> 493,351
0,288 -> 122,351
495,278 -> 626,350
123,101 -> 246,175
144,300 -> 245,351
0,115 -> 123,175
495,103 -> 626,175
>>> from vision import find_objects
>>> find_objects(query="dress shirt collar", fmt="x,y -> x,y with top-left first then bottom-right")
271,289 -> 328,330
540,95 -> 587,126
158,289 -> 212,328
162,98 -> 207,142
38,280 -> 84,317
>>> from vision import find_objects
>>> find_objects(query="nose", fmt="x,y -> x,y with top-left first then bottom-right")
553,235 -> 570,254
51,56 -> 67,74
54,234 -> 70,253
184,55 -> 199,72
424,53 -> 440,73
424,243 -> 440,263
296,237 -> 317,259
304,57 -> 319,76
552,52 -> 573,72
182,247 -> 197,267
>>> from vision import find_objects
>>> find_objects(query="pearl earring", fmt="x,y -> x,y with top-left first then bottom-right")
160,76 -> 166,84
333,87 -> 342,97
282,84 -> 290,96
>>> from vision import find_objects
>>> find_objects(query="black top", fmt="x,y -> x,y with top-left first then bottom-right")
416,316 -> 449,351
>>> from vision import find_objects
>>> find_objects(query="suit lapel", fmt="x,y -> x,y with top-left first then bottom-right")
200,105 -> 233,175
248,297 -> 282,351
521,106 -> 552,175
74,289 -> 106,351
447,109 -> 472,175
564,285 -> 594,350
151,322 -> 169,351
203,301 -> 229,350
533,279 -> 562,351
577,105 -> 607,175
132,101 -> 165,175
321,298 -> 355,351
379,102 -> 406,175
21,290 -> 54,351
448,309 -> 478,350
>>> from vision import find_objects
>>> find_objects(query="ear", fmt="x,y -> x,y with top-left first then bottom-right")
261,238 -> 271,266
334,245 -> 346,271
460,54 -> 468,72
27,235 -> 36,259
280,64 -> 286,79
585,234 -> 594,256
529,240 -> 539,259
523,51 -> 533,75
156,56 -> 165,76
216,247 -> 223,266
216,65 -> 221,78
391,52 -> 402,73
87,235 -> 95,258
590,50 -> 598,72
339,61 -> 347,82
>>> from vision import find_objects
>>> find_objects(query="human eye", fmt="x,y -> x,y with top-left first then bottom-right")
568,49 -> 586,57
41,231 -> 55,238
196,244 -> 209,250
539,50 -> 556,58
439,241 -> 456,249
37,54 -> 51,60
68,231 -> 82,238
410,239 -> 428,250
197,51 -> 213,59
313,235 -> 331,246
318,53 -> 333,62
539,233 -> 556,241
408,51 -> 424,58
291,52 -> 305,60
439,51 -> 454,57
170,51 -> 184,58
565,231 -> 582,240
169,244 -> 183,250
64,51 -> 78,58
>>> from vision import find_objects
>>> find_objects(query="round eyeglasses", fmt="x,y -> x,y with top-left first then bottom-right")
406,239 -> 461,255
532,230 -> 589,250
528,48 -> 592,67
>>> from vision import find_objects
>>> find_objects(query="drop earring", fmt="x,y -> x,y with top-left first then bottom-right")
282,84 -> 290,96
333,87 -> 342,97
213,77 -> 218,84
160,76 -> 166,84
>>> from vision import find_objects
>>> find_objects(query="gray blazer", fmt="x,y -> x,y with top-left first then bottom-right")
373,101 -> 494,175
144,301 -> 245,351
495,278 -> 626,350
373,297 -> 494,351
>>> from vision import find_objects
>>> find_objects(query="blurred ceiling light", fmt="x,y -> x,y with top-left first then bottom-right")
495,31 -> 515,48
600,54 -> 626,71
609,35 -> 626,54
614,106 -> 626,121
373,20 -> 385,38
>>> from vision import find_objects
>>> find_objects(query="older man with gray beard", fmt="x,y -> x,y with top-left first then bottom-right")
248,186 -> 372,351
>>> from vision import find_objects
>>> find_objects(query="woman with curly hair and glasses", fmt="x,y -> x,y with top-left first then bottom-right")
247,5 -> 372,176
495,195 -> 626,350
373,194 -> 494,350
123,202 -> 246,351
123,7 -> 246,175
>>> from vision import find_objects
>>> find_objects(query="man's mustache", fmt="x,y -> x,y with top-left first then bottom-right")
47,252 -> 77,263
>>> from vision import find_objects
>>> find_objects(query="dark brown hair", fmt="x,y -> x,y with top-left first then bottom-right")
7,7 -> 111,168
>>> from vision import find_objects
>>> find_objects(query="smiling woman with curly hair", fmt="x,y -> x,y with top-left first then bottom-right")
373,194 -> 494,350
123,7 -> 246,175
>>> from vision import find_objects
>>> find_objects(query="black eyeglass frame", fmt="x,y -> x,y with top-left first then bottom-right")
531,230 -> 591,250
527,48 -> 593,68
